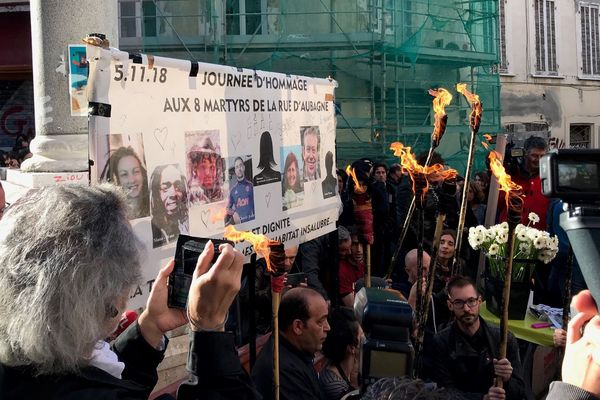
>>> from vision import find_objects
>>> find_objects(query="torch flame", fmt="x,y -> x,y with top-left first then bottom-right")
224,225 -> 279,272
456,83 -> 483,132
390,142 -> 457,202
488,150 -> 524,209
428,88 -> 453,145
345,166 -> 366,194
481,133 -> 493,150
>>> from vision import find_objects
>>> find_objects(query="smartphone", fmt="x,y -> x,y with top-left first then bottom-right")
168,235 -> 233,309
286,272 -> 307,287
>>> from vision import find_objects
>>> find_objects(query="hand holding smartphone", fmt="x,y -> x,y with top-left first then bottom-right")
167,235 -> 234,309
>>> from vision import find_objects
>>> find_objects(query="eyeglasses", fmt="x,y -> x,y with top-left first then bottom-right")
449,297 -> 480,308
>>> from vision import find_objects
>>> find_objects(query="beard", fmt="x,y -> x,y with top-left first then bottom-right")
459,313 -> 478,326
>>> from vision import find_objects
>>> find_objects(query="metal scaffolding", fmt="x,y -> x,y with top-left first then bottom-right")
119,0 -> 500,171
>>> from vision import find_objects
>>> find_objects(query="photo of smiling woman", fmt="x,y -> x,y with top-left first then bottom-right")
281,146 -> 304,211
100,134 -> 149,219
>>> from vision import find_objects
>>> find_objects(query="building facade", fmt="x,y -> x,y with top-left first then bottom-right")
117,0 -> 501,171
500,0 -> 600,150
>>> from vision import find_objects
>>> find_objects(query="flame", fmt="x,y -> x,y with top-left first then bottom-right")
428,88 -> 453,145
224,225 -> 279,272
390,142 -> 457,202
481,133 -> 492,150
488,151 -> 524,209
345,166 -> 366,194
456,83 -> 480,105
211,208 -> 227,223
456,83 -> 483,132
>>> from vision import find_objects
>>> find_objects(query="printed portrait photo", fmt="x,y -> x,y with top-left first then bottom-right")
280,145 -> 304,211
185,130 -> 226,204
225,155 -> 255,226
300,126 -> 321,182
99,132 -> 150,220
253,130 -> 281,186
149,164 -> 189,248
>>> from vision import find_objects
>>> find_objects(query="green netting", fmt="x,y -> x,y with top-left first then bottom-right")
125,0 -> 500,173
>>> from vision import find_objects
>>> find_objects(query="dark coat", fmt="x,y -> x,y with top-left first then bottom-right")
0,322 -> 257,400
431,317 -> 533,400
251,335 -> 324,400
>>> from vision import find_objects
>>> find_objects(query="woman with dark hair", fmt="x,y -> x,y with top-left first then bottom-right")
101,146 -> 150,219
468,181 -> 486,226
319,307 -> 363,400
281,152 -> 303,210
253,131 -> 281,186
435,229 -> 466,290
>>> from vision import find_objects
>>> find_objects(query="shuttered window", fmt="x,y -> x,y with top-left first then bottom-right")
534,0 -> 558,74
499,0 -> 508,72
580,3 -> 600,76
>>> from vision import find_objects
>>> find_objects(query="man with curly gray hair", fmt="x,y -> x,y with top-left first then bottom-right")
0,184 -> 257,399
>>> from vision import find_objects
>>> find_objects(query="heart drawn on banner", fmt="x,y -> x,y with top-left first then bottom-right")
200,209 -> 210,228
231,131 -> 241,150
265,192 -> 272,208
153,127 -> 169,151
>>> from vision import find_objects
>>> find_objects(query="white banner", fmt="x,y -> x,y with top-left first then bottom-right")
87,46 -> 339,308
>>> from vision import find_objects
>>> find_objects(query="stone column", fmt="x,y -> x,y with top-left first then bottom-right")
21,0 -> 118,172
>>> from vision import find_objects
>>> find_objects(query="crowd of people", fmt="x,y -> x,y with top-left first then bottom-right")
0,133 -> 598,400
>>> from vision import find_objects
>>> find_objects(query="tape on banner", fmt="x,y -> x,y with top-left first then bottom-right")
147,55 -> 155,71
129,53 -> 143,64
189,62 -> 199,77
88,102 -> 111,118
325,93 -> 334,101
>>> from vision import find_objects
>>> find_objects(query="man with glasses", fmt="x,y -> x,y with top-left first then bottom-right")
431,276 -> 532,400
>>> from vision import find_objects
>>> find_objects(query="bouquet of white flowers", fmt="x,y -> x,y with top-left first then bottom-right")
468,212 -> 559,282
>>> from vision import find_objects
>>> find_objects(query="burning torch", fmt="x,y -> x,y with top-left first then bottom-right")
453,83 -> 483,275
346,165 -> 374,288
224,226 -> 286,400
488,151 -> 524,389
390,143 -> 457,365
389,88 -> 452,278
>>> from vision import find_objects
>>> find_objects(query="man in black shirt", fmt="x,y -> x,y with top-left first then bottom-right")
251,287 -> 330,400
431,276 -> 532,400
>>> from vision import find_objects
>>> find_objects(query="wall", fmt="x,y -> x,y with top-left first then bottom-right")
501,0 -> 600,149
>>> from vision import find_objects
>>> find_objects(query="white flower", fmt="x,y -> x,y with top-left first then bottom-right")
496,231 -> 508,244
488,243 -> 500,255
527,228 -> 542,242
468,226 -> 486,248
533,236 -> 547,250
528,212 -> 540,225
499,222 -> 509,233
517,229 -> 529,242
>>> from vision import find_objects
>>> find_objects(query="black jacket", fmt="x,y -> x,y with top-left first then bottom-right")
431,317 -> 532,400
251,335 -> 324,400
0,322 -> 257,400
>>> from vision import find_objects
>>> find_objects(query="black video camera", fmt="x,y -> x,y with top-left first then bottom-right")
354,288 -> 414,393
540,149 -> 600,304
